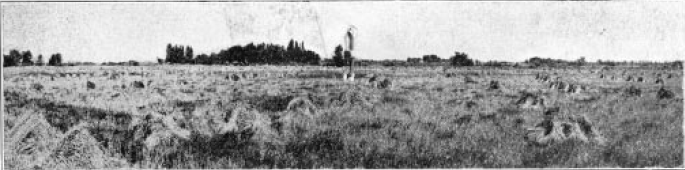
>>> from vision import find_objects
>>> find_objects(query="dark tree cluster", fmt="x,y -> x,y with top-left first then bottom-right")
479,61 -> 503,67
3,49 -> 62,67
407,57 -> 422,63
524,56 -> 567,67
102,60 -> 139,66
526,56 -> 592,68
165,39 -> 320,66
597,59 -> 619,67
422,54 -> 442,63
165,44 -> 195,64
47,53 -> 63,66
450,51 -> 474,66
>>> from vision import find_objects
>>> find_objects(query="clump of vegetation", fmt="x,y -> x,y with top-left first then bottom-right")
622,86 -> 641,97
86,81 -> 96,89
31,83 -> 44,91
488,80 -> 501,90
657,87 -> 675,99
132,81 -> 145,89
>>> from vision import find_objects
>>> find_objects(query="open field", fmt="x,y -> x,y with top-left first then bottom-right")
3,65 -> 683,168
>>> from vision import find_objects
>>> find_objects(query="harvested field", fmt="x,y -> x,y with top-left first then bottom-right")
3,65 -> 683,168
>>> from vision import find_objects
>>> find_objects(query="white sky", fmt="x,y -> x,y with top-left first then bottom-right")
2,2 -> 684,63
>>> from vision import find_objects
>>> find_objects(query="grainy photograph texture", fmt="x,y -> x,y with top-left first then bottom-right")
2,1 -> 684,169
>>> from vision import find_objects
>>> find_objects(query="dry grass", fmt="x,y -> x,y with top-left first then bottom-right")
3,65 -> 683,168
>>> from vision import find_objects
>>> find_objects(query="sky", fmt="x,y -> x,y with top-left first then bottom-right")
2,1 -> 684,63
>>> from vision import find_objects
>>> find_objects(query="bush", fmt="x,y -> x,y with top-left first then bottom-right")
87,81 -> 96,90
31,83 -> 44,91
657,87 -> 674,99
488,80 -> 500,90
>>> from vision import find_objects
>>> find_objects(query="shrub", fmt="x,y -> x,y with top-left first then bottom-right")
31,83 -> 44,91
657,87 -> 674,99
488,80 -> 500,90
132,81 -> 145,89
86,81 -> 96,90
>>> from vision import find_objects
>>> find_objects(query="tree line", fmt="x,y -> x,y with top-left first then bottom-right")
4,46 -> 680,69
163,39 -> 321,66
396,51 -> 475,67
3,49 -> 62,67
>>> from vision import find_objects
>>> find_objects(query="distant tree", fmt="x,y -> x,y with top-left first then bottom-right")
196,53 -> 212,65
166,44 -> 173,63
3,49 -> 22,67
3,55 -> 15,67
422,54 -> 441,63
128,60 -> 139,66
165,44 -> 190,64
303,50 -> 321,65
48,53 -> 63,66
36,54 -> 44,66
574,56 -> 586,66
482,60 -> 507,67
185,46 -> 194,63
525,56 -> 545,67
163,40 -> 320,66
21,50 -> 33,66
209,53 -> 219,64
176,45 -> 185,63
332,45 -> 345,67
450,51 -> 473,66
294,41 -> 299,51
407,57 -> 421,63
672,60 -> 683,69
287,39 -> 295,52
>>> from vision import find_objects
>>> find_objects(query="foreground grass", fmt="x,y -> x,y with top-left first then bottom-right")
3,66 -> 683,168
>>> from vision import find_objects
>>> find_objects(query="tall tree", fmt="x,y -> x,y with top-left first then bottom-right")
21,50 -> 33,66
166,44 -> 173,63
287,39 -> 295,52
48,53 -> 63,66
293,41 -> 299,51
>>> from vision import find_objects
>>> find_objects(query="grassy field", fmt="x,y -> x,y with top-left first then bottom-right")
3,65 -> 683,168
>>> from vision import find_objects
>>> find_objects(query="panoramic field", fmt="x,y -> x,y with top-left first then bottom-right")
3,65 -> 683,168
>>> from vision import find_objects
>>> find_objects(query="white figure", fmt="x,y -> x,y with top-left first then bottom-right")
343,25 -> 357,82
